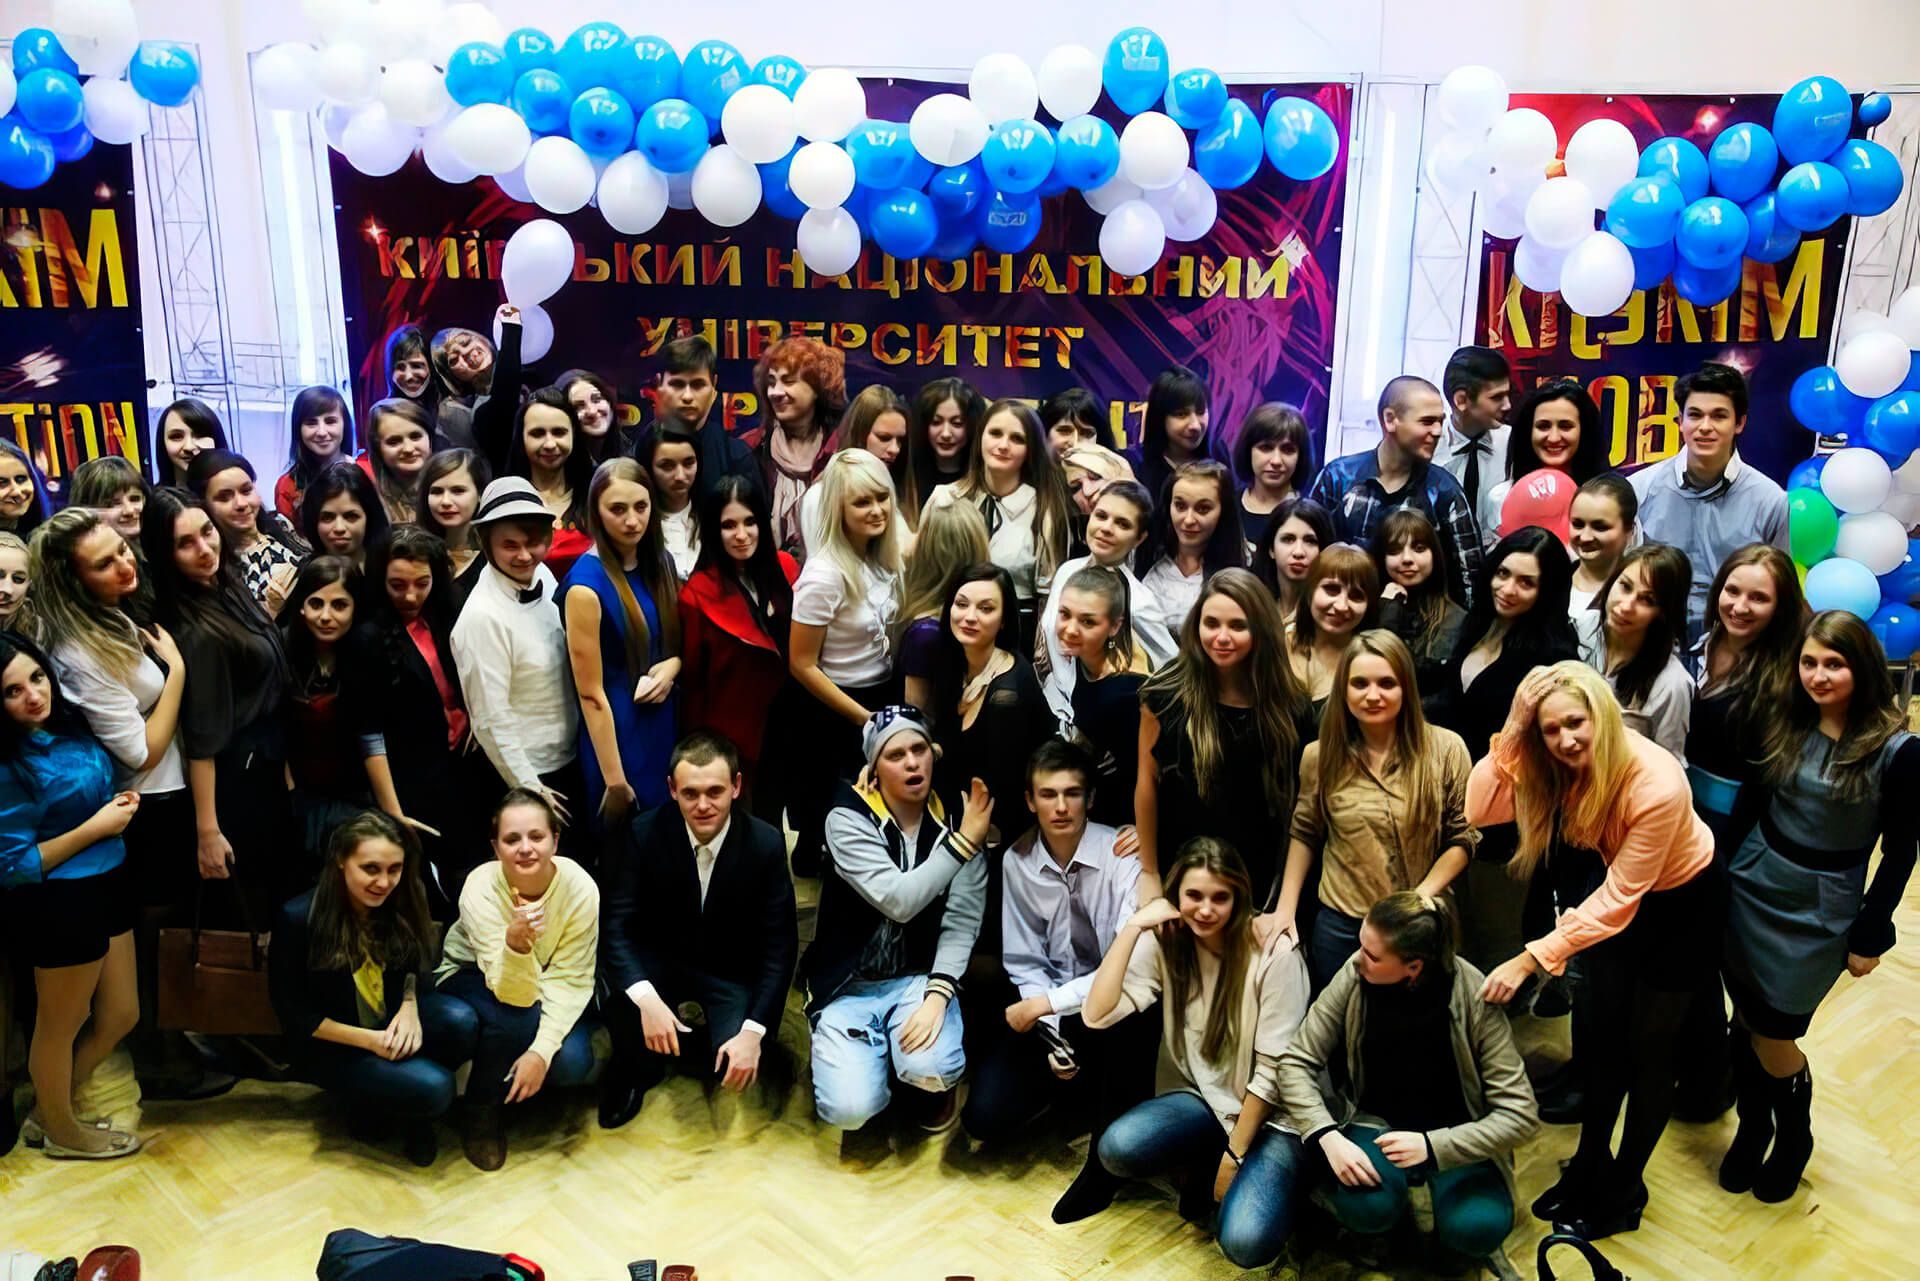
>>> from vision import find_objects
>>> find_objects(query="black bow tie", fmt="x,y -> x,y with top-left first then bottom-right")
517,582 -> 545,604
1458,436 -> 1490,455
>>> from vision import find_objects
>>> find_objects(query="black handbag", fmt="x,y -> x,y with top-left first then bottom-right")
1538,1232 -> 1628,1280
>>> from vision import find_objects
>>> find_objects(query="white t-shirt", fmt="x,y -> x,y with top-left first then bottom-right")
661,505 -> 698,580
792,554 -> 899,688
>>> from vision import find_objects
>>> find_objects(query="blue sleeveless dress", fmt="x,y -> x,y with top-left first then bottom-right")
561,549 -> 678,824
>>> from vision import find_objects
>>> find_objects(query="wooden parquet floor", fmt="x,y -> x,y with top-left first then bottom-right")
4,877 -> 1917,1280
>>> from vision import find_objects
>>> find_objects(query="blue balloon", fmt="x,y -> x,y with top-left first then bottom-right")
977,188 -> 1042,253
1906,352 -> 1920,394
1833,139 -> 1903,217
11,29 -> 76,78
1773,74 -> 1852,164
1263,96 -> 1340,181
1035,167 -> 1070,199
1628,239 -> 1676,291
929,212 -> 977,261
870,188 -> 939,260
1869,601 -> 1920,657
1864,391 -> 1920,463
502,29 -> 556,80
1672,258 -> 1743,306
1859,93 -> 1893,128
844,185 -> 878,241
1676,197 -> 1749,269
1052,115 -> 1120,190
635,98 -> 710,173
1639,137 -> 1708,204
129,42 -> 200,108
1707,122 -> 1779,204
681,41 -> 747,127
0,117 -> 56,191
845,119 -> 916,189
48,122 -> 92,164
555,21 -> 628,91
753,55 -> 807,99
1775,161 -> 1850,231
1787,454 -> 1829,492
759,148 -> 808,220
902,152 -> 936,192
15,69 -> 84,135
1163,68 -> 1227,130
569,87 -> 635,157
512,68 -> 575,136
927,161 -> 985,220
1790,364 -> 1870,435
1877,540 -> 1920,608
1103,27 -> 1170,116
445,43 -> 513,107
618,36 -> 682,111
1743,192 -> 1802,263
1805,556 -> 1883,618
981,119 -> 1056,195
1606,174 -> 1686,248
1194,100 -> 1262,190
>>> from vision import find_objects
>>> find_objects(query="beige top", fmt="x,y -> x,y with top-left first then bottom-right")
1291,728 -> 1479,918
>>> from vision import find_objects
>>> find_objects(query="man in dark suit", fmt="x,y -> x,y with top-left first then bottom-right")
598,730 -> 799,1129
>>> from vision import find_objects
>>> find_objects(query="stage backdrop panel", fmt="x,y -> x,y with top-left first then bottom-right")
330,77 -> 1349,459
1475,92 -> 1842,485
0,140 -> 148,495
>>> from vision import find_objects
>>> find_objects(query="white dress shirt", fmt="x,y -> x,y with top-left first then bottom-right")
661,504 -> 699,580
928,480 -> 1044,600
450,562 -> 578,789
1433,420 -> 1510,546
1000,822 -> 1141,1030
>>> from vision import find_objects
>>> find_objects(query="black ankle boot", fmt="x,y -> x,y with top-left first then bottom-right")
1752,1065 -> 1813,1204
1718,1038 -> 1774,1194
1553,1175 -> 1647,1241
1051,1156 -> 1119,1223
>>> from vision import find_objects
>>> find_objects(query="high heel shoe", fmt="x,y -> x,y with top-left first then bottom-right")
1554,1179 -> 1648,1241
1752,1065 -> 1813,1204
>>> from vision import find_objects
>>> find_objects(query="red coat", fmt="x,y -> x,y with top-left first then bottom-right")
677,552 -> 799,765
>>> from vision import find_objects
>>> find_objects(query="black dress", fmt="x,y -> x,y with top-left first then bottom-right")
936,656 -> 1058,851
1069,663 -> 1143,829
1378,596 -> 1468,715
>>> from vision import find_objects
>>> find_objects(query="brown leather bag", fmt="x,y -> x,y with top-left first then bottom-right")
157,889 -> 280,1036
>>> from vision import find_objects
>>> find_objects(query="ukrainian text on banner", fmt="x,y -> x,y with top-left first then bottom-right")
330,77 -> 1349,455
0,141 -> 148,494
1475,92 -> 1840,485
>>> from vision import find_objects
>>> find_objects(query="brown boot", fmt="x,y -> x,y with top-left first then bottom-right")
460,1102 -> 506,1171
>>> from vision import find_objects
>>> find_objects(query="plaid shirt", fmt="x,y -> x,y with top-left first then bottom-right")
1306,450 -> 1485,608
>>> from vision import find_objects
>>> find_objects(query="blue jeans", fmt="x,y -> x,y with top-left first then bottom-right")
1321,1124 -> 1515,1258
810,974 -> 967,1129
297,991 -> 479,1119
1098,1091 -> 1303,1268
1309,907 -> 1363,992
437,965 -> 597,1104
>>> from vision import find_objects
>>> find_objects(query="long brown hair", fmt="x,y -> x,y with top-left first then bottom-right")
1291,542 -> 1381,649
1701,544 -> 1805,725
364,397 -> 435,522
586,458 -> 681,677
893,488 -> 989,630
1593,542 -> 1691,707
838,385 -> 919,524
1314,630 -> 1443,865
27,509 -> 144,682
959,399 -> 1073,583
305,810 -> 436,973
1160,837 -> 1256,1064
1760,610 -> 1903,803
1369,508 -> 1455,653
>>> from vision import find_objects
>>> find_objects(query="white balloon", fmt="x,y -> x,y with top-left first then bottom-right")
366,0 -> 437,62
255,43 -> 323,114
1437,65 -> 1508,136
1427,132 -> 1488,196
1889,286 -> 1920,350
524,136 -> 596,214
1821,447 -> 1894,514
1882,490 -> 1920,529
1896,449 -> 1920,495
1144,168 -> 1218,242
969,52 -> 1040,126
423,3 -> 509,68
666,168 -> 695,210
1837,510 -> 1911,574
1084,173 -> 1143,215
1561,119 -> 1638,208
1100,200 -> 1167,277
1513,235 -> 1568,294
793,68 -> 866,143
494,163 -> 532,203
1840,309 -> 1899,344
1482,183 -> 1530,239
421,121 -> 477,183
501,219 -> 576,306
797,207 -> 861,275
0,66 -> 14,119
1524,177 -> 1597,249
1036,44 -> 1101,121
721,85 -> 799,165
317,42 -> 379,107
1836,330 -> 1913,400
498,303 -> 554,363
1119,112 -> 1188,191
597,151 -> 669,234
320,103 -> 353,151
445,103 -> 530,175
909,93 -> 989,167
1485,108 -> 1557,176
692,145 -> 764,227
380,58 -> 452,128
341,103 -> 420,177
81,75 -> 147,145
1558,230 -> 1635,316
788,141 -> 856,209
51,0 -> 139,77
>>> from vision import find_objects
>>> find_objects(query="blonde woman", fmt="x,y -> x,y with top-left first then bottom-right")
1466,661 -> 1716,1240
787,448 -> 907,870
893,497 -> 990,715
1274,630 -> 1476,989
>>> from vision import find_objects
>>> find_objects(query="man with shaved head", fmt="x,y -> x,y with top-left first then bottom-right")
1307,376 -> 1485,607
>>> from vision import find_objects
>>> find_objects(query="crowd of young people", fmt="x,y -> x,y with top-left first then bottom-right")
0,331 -> 1904,1275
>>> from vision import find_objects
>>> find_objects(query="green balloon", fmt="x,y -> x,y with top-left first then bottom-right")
1788,486 -> 1838,565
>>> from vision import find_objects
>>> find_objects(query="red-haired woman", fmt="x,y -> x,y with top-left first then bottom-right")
754,336 -> 848,561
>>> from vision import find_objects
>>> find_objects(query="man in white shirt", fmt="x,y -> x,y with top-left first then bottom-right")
962,739 -> 1158,1223
1431,345 -> 1513,544
450,476 -> 582,858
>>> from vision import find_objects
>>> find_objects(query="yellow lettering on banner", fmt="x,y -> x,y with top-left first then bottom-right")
622,246 -> 651,285
1245,254 -> 1289,300
1065,255 -> 1102,294
860,257 -> 901,299
1046,327 -> 1082,369
1006,326 -> 1040,368
1105,270 -> 1145,297
748,320 -> 783,361
637,318 -> 677,354
830,322 -> 868,352
873,322 -> 911,365
0,404 -> 30,437
1589,374 -> 1633,467
976,252 -> 1014,293
959,324 -> 1002,365
1761,242 -> 1822,341
790,320 -> 825,343
702,245 -> 741,287
1570,312 -> 1600,361
767,249 -> 804,289
924,259 -> 965,293
464,237 -> 483,279
657,244 -> 694,286
580,253 -> 610,283
1154,255 -> 1195,298
1502,279 -> 1534,347
1636,375 -> 1681,465
57,403 -> 97,461
1672,287 -> 1731,344
1022,254 -> 1064,293
376,235 -> 416,279
922,324 -> 957,366
0,261 -> 15,308
1198,256 -> 1242,299
40,210 -> 128,308
1612,292 -> 1646,347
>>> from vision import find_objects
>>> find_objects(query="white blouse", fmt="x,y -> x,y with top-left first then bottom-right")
793,554 -> 899,688
1140,557 -> 1205,634
53,641 -> 185,794
660,505 -> 698,580
928,481 -> 1043,601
